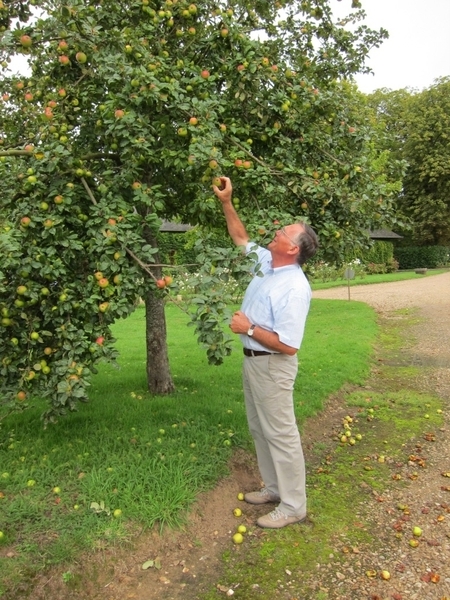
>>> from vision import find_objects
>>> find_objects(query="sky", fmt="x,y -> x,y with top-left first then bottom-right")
7,0 -> 450,95
333,0 -> 450,93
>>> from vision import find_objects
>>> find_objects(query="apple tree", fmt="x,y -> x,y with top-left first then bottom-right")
0,0 -> 398,421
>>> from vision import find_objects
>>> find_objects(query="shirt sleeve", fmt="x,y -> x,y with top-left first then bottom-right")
272,289 -> 311,349
245,242 -> 271,275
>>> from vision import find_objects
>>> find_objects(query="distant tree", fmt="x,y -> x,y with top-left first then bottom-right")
0,0 -> 397,421
368,78 -> 450,245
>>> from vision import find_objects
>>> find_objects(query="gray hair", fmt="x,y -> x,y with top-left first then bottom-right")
294,223 -> 319,266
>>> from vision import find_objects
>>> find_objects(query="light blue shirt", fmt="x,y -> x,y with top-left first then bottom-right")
240,242 -> 312,352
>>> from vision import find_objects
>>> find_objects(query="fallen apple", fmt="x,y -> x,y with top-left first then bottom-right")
412,526 -> 422,537
233,508 -> 242,517
237,525 -> 247,534
232,532 -> 243,544
237,492 -> 244,501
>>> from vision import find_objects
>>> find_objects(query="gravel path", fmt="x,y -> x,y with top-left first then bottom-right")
311,271 -> 450,599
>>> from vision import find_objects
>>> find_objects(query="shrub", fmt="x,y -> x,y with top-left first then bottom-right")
394,246 -> 450,269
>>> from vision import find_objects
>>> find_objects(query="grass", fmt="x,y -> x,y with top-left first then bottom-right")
0,298 -> 376,596
310,268 -> 448,290
1,269 -> 448,596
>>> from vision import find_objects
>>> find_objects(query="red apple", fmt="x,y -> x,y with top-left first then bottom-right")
156,279 -> 166,289
20,216 -> 31,227
20,35 -> 32,48
163,275 -> 173,286
189,116 -> 198,126
114,109 -> 125,119
200,70 -> 210,79
58,40 -> 69,51
234,159 -> 243,168
96,336 -> 105,345
24,92 -> 33,102
59,55 -> 70,65
97,278 -> 109,288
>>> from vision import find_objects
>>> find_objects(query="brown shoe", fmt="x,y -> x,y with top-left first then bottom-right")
244,488 -> 280,505
257,507 -> 306,529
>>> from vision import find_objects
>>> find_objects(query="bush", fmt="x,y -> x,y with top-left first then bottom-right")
394,246 -> 450,269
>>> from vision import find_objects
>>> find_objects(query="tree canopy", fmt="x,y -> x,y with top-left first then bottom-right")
0,0 -> 400,421
368,78 -> 450,245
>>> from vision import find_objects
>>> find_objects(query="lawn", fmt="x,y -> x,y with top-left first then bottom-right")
0,297 -> 377,595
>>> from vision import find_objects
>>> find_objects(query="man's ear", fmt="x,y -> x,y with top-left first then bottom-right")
287,245 -> 300,257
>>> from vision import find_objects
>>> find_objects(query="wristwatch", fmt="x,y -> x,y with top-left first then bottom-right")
247,324 -> 256,337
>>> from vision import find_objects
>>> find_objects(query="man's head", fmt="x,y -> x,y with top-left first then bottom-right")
268,222 -> 319,266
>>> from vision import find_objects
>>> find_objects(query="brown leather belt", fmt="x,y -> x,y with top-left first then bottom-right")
243,349 -> 276,357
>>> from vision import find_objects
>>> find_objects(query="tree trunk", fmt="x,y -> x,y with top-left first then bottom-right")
144,287 -> 175,394
142,224 -> 175,394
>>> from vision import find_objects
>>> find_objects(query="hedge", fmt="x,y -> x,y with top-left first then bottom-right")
394,246 -> 450,269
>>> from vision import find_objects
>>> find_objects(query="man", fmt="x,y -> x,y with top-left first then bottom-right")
213,176 -> 319,529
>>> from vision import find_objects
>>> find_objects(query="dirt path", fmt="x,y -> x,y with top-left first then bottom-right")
309,271 -> 450,598
33,272 -> 450,600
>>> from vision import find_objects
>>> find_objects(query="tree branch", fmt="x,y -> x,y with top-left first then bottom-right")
80,177 -> 98,204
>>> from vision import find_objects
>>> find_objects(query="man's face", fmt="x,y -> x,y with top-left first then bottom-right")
268,224 -> 303,258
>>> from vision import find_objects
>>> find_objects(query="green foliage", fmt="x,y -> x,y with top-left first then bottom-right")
363,240 -> 394,265
394,246 -> 450,269
0,0 -> 398,419
368,79 -> 450,245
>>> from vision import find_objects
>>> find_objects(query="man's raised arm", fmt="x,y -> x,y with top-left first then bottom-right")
213,177 -> 249,248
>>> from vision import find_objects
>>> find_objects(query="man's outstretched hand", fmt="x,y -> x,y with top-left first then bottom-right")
212,176 -> 233,204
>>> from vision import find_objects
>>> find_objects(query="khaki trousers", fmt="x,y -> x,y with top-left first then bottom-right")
243,353 -> 306,517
